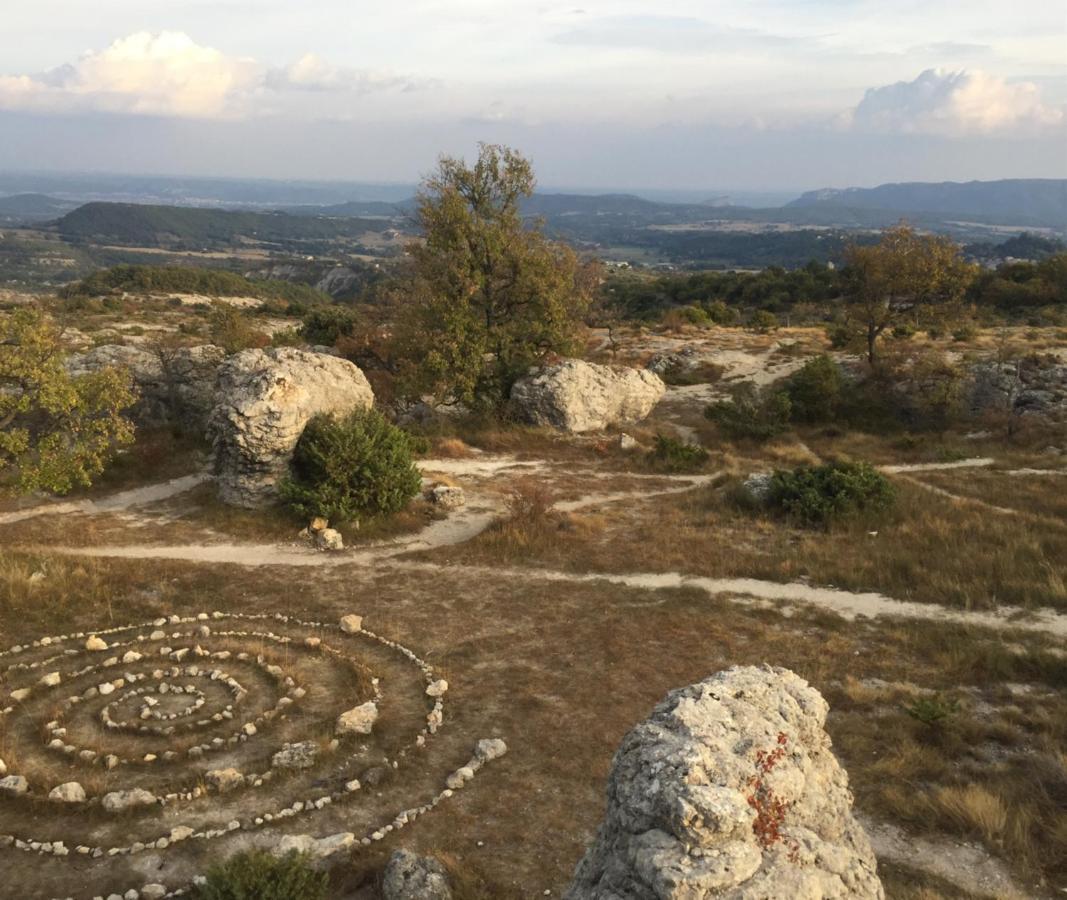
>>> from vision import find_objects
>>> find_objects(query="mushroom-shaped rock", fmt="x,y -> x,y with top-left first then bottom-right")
48,782 -> 86,803
564,665 -> 884,900
209,348 -> 374,508
337,701 -> 378,736
510,359 -> 666,433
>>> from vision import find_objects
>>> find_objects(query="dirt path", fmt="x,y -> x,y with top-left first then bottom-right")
860,816 -> 1035,900
0,473 -> 209,525
878,457 -> 995,474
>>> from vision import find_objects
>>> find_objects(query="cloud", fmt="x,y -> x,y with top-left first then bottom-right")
0,32 -> 259,117
846,68 -> 1064,135
0,32 -> 426,119
265,54 -> 430,94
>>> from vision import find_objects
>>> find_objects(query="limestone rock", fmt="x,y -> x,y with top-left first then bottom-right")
474,738 -> 508,763
741,472 -> 774,505
271,741 -> 318,770
970,355 -> 1067,422
336,701 -> 378,736
339,614 -> 363,634
209,348 -> 374,507
0,756 -> 6,776
316,528 -> 344,551
274,832 -> 354,860
85,635 -> 108,652
428,485 -> 465,508
205,769 -> 245,794
68,344 -> 225,431
565,665 -> 883,900
49,782 -> 86,803
102,789 -> 158,812
0,775 -> 29,797
510,360 -> 665,433
382,849 -> 453,900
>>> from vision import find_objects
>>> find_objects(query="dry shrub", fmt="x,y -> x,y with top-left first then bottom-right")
930,785 -> 1009,843
433,437 -> 474,458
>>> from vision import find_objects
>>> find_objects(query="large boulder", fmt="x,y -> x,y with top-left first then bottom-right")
209,348 -> 374,507
565,665 -> 883,900
970,355 -> 1067,422
68,344 -> 225,432
510,360 -> 665,433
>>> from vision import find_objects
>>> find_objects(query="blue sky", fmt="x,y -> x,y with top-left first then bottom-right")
1,0 -> 1064,190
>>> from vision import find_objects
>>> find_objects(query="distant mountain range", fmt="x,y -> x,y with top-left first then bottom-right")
788,179 -> 1067,229
0,192 -> 78,223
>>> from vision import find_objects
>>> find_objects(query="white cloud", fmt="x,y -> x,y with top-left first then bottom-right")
0,32 -> 424,119
846,68 -> 1064,135
0,32 -> 260,117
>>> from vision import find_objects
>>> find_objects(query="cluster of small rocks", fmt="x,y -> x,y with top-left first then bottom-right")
426,484 -> 466,508
298,516 -> 345,551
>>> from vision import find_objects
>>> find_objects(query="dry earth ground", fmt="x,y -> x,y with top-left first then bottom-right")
0,326 -> 1065,900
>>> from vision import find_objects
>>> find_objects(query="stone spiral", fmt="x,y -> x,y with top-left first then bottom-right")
0,611 -> 501,900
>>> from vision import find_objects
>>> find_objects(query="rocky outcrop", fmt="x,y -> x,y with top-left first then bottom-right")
209,348 -> 374,507
565,665 -> 883,900
68,344 -> 225,432
382,849 -> 453,900
970,355 -> 1067,422
510,360 -> 666,433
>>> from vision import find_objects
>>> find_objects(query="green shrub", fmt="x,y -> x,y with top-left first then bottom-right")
749,310 -> 779,333
646,433 -> 709,472
209,307 -> 270,354
279,408 -> 422,523
905,694 -> 960,727
676,305 -> 712,327
952,324 -> 978,342
767,461 -> 894,527
704,300 -> 739,325
705,384 -> 792,440
826,322 -> 852,350
191,850 -> 328,900
301,306 -> 358,345
891,323 -> 917,339
783,355 -> 843,423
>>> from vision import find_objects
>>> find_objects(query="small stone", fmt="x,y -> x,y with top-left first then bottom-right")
102,789 -> 158,813
0,776 -> 29,797
339,614 -> 363,634
205,769 -> 244,793
426,679 -> 449,698
39,672 -> 61,688
85,636 -> 108,652
316,528 -> 344,551
337,701 -> 378,736
48,782 -> 86,803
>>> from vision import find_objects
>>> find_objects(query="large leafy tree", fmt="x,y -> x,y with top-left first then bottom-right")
843,224 -> 976,365
394,143 -> 597,412
0,309 -> 136,494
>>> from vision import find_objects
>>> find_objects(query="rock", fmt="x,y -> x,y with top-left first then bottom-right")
618,433 -> 639,451
102,789 -> 158,812
48,782 -> 86,803
970,355 -> 1067,422
209,347 -> 374,507
565,665 -> 883,900
85,635 -> 108,651
510,360 -> 666,433
309,516 -> 329,532
205,769 -> 245,794
382,849 -> 453,900
39,672 -> 61,687
741,472 -> 774,504
271,741 -> 318,770
274,832 -> 354,860
474,738 -> 508,763
0,775 -> 29,797
426,679 -> 449,698
336,701 -> 378,736
68,344 -> 225,431
339,614 -> 363,634
315,528 -> 344,551
428,485 -> 465,508
0,757 -> 6,776
140,886 -> 167,900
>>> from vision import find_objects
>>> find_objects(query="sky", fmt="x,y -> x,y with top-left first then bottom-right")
0,0 -> 1065,193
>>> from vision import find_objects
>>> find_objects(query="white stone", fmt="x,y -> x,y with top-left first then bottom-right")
339,614 -> 363,634
48,782 -> 86,803
102,789 -> 158,813
85,636 -> 108,651
336,701 -> 378,736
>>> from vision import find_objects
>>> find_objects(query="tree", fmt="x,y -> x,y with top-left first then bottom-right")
0,309 -> 136,494
394,143 -> 597,413
843,224 -> 975,365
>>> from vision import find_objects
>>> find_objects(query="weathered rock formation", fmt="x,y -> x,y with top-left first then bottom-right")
565,665 -> 883,900
510,360 -> 666,433
970,354 -> 1067,422
382,849 -> 454,900
209,348 -> 374,507
68,343 -> 225,432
